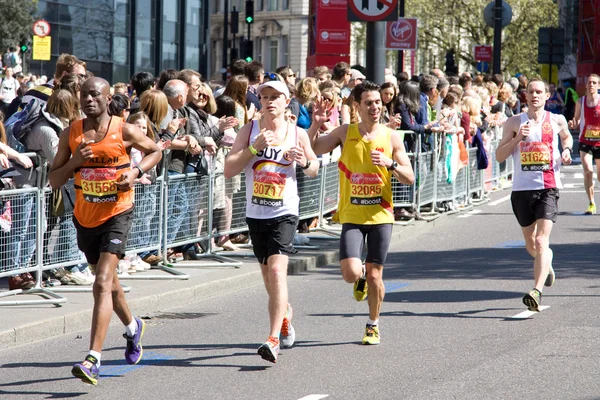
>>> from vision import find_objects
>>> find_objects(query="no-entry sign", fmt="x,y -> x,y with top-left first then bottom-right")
474,45 -> 493,62
385,18 -> 418,51
348,0 -> 399,22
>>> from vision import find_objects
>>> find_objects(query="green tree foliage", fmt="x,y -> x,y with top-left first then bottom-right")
406,0 -> 559,76
0,0 -> 37,52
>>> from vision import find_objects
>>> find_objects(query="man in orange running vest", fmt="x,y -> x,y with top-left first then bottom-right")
308,81 -> 414,345
49,77 -> 162,385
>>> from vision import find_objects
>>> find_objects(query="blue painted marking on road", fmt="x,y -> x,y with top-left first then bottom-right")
384,282 -> 410,292
101,351 -> 175,378
493,240 -> 525,249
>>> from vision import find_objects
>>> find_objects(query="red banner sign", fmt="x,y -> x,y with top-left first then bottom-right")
474,45 -> 493,62
385,18 -> 418,51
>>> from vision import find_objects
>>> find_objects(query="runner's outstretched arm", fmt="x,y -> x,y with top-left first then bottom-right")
120,122 -> 162,190
555,115 -> 573,165
49,126 -> 87,189
308,124 -> 346,156
224,122 -> 255,179
496,115 -> 522,163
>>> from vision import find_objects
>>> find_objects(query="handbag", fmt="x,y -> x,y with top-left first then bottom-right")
191,153 -> 209,176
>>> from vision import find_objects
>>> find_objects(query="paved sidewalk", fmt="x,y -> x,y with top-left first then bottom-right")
0,217 -> 446,350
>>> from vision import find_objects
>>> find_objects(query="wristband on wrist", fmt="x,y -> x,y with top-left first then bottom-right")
248,144 -> 259,155
564,147 -> 572,153
134,165 -> 144,177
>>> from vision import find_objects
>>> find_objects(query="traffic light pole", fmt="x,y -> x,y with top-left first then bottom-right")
222,0 -> 229,82
492,0 -> 503,74
396,0 -> 405,74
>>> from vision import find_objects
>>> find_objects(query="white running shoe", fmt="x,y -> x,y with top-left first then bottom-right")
117,260 -> 130,276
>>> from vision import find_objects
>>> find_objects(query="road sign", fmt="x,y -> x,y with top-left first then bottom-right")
474,45 -> 493,62
32,20 -> 51,38
385,18 -> 418,51
32,36 -> 51,60
476,61 -> 489,73
348,0 -> 398,22
483,0 -> 512,28
538,27 -> 565,65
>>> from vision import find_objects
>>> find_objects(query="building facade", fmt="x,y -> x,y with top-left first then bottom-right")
29,0 -> 209,84
209,0 -> 309,81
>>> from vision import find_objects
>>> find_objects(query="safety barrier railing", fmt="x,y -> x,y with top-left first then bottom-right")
1,124 -> 517,306
0,153 -> 67,306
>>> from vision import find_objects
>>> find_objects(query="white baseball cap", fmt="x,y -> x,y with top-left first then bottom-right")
257,80 -> 290,99
350,69 -> 366,81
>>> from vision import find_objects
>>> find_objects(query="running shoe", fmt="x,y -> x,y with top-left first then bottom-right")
280,304 -> 295,348
258,336 -> 280,363
545,265 -> 555,287
123,317 -> 146,365
353,265 -> 368,302
362,324 -> 380,345
585,203 -> 596,215
71,354 -> 100,385
522,289 -> 542,312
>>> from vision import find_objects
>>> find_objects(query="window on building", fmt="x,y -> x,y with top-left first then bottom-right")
280,35 -> 288,67
268,38 -> 278,71
135,0 -> 157,72
162,0 -> 180,70
267,0 -> 278,11
185,0 -> 201,71
282,0 -> 289,10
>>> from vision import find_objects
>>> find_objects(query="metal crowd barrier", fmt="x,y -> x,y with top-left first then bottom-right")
1,124 -> 516,306
0,154 -> 67,306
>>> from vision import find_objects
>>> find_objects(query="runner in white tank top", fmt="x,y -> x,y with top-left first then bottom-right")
496,78 -> 573,312
568,74 -> 600,214
224,80 -> 319,364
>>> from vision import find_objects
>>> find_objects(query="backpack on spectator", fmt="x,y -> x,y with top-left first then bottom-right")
4,98 -> 60,153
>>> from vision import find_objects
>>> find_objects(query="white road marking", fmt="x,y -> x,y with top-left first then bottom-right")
458,209 -> 482,218
298,396 -> 329,400
510,305 -> 550,319
488,195 -> 511,206
560,190 -> 586,193
573,173 -> 596,179
563,183 -> 583,189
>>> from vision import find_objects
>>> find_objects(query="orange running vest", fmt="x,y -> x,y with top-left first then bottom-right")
336,123 -> 394,225
69,116 -> 133,228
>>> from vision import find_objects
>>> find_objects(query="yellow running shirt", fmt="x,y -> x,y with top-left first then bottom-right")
336,123 -> 394,225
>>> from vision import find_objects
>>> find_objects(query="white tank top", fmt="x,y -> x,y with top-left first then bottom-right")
511,111 -> 562,191
244,119 -> 299,219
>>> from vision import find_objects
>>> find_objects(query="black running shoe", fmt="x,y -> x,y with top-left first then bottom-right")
523,289 -> 542,311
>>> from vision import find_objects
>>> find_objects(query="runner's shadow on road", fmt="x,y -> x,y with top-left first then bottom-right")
0,377 -> 86,398
309,307 -> 520,321
383,289 -> 523,303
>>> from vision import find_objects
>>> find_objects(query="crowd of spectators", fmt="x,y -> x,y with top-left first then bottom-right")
0,50 -> 574,290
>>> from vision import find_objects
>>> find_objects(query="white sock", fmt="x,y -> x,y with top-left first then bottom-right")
88,350 -> 101,366
368,319 -> 379,326
125,319 -> 138,337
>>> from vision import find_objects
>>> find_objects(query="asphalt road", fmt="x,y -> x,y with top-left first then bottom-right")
1,160 -> 600,400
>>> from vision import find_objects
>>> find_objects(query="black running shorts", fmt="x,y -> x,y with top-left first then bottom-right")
339,223 -> 393,266
510,188 -> 559,227
73,207 -> 134,264
578,143 -> 600,159
246,214 -> 299,265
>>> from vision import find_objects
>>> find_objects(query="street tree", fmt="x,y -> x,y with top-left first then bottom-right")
0,0 -> 36,52
406,0 -> 559,76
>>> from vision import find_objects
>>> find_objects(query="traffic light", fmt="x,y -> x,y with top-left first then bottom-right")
231,7 -> 239,34
20,43 -> 30,53
242,39 -> 253,62
245,0 -> 254,24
